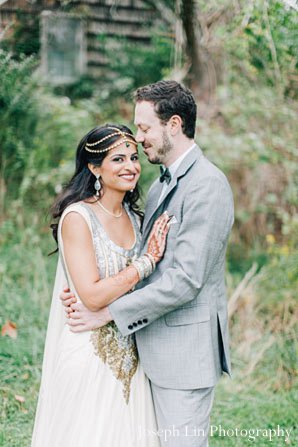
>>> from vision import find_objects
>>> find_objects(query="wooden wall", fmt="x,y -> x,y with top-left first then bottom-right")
0,0 -> 159,79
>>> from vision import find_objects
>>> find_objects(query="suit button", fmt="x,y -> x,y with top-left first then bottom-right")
143,318 -> 148,324
128,325 -> 133,330
133,322 -> 138,327
138,320 -> 143,325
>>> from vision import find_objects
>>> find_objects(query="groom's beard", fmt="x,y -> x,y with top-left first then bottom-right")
146,130 -> 173,165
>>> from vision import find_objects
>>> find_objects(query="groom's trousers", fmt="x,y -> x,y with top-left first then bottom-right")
151,384 -> 215,447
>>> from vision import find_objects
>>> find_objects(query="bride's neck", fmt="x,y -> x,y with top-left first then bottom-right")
99,189 -> 125,214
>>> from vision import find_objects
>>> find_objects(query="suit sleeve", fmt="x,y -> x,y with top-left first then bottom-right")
109,176 -> 234,335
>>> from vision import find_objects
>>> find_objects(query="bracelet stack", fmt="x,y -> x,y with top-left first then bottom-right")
132,253 -> 156,281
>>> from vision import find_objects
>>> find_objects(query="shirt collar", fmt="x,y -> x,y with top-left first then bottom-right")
165,143 -> 197,177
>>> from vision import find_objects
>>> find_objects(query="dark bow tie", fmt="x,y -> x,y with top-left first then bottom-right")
159,166 -> 172,184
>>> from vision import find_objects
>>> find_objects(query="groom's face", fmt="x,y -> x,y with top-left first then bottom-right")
134,101 -> 173,165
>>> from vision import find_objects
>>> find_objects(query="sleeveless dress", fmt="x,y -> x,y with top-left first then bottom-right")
31,202 -> 160,447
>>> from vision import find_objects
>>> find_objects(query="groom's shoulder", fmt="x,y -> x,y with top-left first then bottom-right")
191,152 -> 230,186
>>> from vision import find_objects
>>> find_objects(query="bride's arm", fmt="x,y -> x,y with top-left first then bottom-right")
61,211 -> 169,312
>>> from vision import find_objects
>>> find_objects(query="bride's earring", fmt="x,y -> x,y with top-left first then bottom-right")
130,188 -> 134,193
94,174 -> 101,196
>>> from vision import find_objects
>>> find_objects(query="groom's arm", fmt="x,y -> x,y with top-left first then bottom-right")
109,175 -> 234,336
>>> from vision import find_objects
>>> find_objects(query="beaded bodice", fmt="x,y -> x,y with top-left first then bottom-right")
79,202 -> 142,403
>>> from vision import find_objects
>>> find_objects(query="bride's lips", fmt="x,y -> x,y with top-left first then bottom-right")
119,174 -> 136,181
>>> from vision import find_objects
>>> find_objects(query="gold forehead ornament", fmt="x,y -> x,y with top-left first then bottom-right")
85,127 -> 137,153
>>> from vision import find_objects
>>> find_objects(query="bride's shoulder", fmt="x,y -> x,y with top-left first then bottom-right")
62,201 -> 85,215
60,202 -> 91,227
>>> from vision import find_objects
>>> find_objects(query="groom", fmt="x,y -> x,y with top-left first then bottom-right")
61,80 -> 234,446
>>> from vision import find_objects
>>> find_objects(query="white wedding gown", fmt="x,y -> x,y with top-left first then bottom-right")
31,202 -> 160,447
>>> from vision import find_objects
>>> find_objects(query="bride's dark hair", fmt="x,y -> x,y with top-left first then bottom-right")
50,124 -> 143,252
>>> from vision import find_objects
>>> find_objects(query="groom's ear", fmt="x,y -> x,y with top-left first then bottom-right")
168,115 -> 182,136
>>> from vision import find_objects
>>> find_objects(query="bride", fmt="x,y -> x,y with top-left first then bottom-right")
31,124 -> 170,446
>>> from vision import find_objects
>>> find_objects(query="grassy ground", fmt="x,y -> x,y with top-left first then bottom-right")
0,227 -> 297,446
211,377 -> 297,446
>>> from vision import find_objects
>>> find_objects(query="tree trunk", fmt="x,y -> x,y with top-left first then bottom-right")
180,0 -> 216,104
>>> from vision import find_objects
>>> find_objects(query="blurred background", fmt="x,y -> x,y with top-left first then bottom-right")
0,0 -> 297,445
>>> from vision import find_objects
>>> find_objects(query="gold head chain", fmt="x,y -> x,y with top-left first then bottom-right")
85,127 -> 137,153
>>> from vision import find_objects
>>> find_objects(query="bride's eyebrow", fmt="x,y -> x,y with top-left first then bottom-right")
108,153 -> 128,158
109,151 -> 138,158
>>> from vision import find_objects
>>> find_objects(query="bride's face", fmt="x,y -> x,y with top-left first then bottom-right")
97,141 -> 141,193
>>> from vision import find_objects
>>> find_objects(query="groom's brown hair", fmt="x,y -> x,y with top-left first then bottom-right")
134,80 -> 197,139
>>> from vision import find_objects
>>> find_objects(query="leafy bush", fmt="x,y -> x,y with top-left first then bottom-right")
0,51 -> 96,212
0,51 -> 39,201
216,0 -> 298,97
0,11 -> 40,59
98,33 -> 174,98
19,93 -> 94,213
198,82 -> 298,272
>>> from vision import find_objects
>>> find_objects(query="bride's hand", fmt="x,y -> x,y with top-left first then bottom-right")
147,212 -> 171,263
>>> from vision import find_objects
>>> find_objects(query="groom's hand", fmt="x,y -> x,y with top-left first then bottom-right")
60,286 -> 77,308
67,302 -> 113,333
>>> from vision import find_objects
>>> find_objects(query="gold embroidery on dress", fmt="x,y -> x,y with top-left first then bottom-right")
84,203 -> 141,404
90,322 -> 138,404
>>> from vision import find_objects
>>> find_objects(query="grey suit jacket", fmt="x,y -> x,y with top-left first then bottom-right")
109,146 -> 234,389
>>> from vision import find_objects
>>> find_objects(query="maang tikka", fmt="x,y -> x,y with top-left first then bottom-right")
94,174 -> 101,196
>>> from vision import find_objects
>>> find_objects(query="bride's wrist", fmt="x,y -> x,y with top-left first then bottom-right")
132,254 -> 156,281
144,252 -> 157,268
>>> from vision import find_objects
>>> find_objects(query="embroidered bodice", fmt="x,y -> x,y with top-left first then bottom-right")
63,202 -> 142,403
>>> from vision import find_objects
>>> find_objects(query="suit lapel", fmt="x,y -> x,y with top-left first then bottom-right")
142,146 -> 202,242
142,179 -> 163,230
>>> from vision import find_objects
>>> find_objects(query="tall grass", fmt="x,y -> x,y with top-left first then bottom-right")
0,211 -> 56,446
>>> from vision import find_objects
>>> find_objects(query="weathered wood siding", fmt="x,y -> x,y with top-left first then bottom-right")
0,0 -> 158,79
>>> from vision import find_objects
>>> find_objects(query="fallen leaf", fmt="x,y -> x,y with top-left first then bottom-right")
1,320 -> 17,339
14,394 -> 25,403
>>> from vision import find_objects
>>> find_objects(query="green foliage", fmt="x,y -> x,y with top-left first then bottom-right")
98,33 -> 174,97
19,93 -> 94,212
0,51 -> 95,210
0,11 -> 40,58
0,51 -> 39,199
246,0 -> 297,93
52,75 -> 95,100
0,45 -> 156,215
217,0 -> 298,97
198,81 -> 297,272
